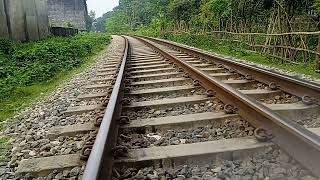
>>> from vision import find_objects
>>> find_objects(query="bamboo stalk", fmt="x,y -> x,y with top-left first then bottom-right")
316,35 -> 320,72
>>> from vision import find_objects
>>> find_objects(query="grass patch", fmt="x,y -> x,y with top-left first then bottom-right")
0,33 -> 111,124
0,48 -> 108,162
0,45 -> 108,123
0,34 -> 111,162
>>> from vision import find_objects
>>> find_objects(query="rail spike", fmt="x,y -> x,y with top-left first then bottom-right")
254,128 -> 274,142
111,146 -> 129,158
224,104 -> 236,114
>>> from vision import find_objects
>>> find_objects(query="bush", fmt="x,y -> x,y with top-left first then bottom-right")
0,33 -> 111,100
0,38 -> 13,54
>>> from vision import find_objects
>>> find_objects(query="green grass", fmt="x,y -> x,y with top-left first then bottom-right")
0,35 -> 110,162
0,45 -> 108,125
0,46 -> 107,160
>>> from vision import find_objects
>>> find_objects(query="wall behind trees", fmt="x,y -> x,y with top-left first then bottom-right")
0,0 -> 49,41
47,0 -> 87,30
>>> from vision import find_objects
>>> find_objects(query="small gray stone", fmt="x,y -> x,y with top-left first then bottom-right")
11,147 -> 21,153
212,167 -> 222,173
62,170 -> 69,177
8,159 -> 18,168
64,148 -> 73,154
31,141 -> 40,148
25,135 -> 34,142
191,167 -> 201,176
29,151 -> 36,156
272,167 -> 286,174
70,167 -> 80,176
177,175 -> 186,180
301,175 -> 317,180
170,140 -> 180,145
55,172 -> 63,179
40,144 -> 51,152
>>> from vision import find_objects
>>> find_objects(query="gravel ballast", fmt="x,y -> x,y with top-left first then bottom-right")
1,36 -> 125,180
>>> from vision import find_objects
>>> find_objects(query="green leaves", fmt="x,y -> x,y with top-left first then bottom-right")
105,10 -> 130,33
0,33 -> 111,100
0,38 -> 13,55
314,0 -> 320,13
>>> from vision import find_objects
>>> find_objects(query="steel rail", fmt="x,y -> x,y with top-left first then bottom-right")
138,36 -> 320,102
134,36 -> 320,177
82,36 -> 129,180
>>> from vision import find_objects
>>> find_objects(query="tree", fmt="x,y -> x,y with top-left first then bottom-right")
105,0 -> 320,33
86,10 -> 96,31
168,0 -> 200,24
105,10 -> 130,33
199,0 -> 229,30
94,12 -> 113,32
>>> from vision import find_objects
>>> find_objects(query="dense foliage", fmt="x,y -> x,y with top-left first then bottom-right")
103,0 -> 320,70
105,0 -> 320,33
0,33 -> 111,100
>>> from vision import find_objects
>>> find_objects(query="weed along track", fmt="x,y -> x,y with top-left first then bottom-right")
9,35 -> 320,180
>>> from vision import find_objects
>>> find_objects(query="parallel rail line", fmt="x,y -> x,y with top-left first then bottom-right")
14,35 -> 320,179
84,35 -> 320,179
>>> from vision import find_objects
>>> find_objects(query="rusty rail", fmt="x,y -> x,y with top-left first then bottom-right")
82,35 -> 320,179
82,36 -> 128,180
134,36 -> 320,176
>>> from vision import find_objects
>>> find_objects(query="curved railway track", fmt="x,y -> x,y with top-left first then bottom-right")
14,35 -> 320,180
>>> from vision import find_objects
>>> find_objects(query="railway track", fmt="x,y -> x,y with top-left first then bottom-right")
13,35 -> 320,180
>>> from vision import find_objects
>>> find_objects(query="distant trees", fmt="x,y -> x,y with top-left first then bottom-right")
94,12 -> 113,32
105,9 -> 130,32
105,0 -> 320,33
100,0 -> 320,70
86,10 -> 96,31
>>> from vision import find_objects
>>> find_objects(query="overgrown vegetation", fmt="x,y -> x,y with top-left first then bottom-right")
105,0 -> 320,33
103,0 -> 320,75
139,32 -> 320,79
0,33 -> 111,122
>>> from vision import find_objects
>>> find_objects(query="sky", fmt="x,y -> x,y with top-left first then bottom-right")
87,0 -> 119,18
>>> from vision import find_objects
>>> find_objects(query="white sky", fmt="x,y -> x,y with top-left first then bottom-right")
87,0 -> 119,18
